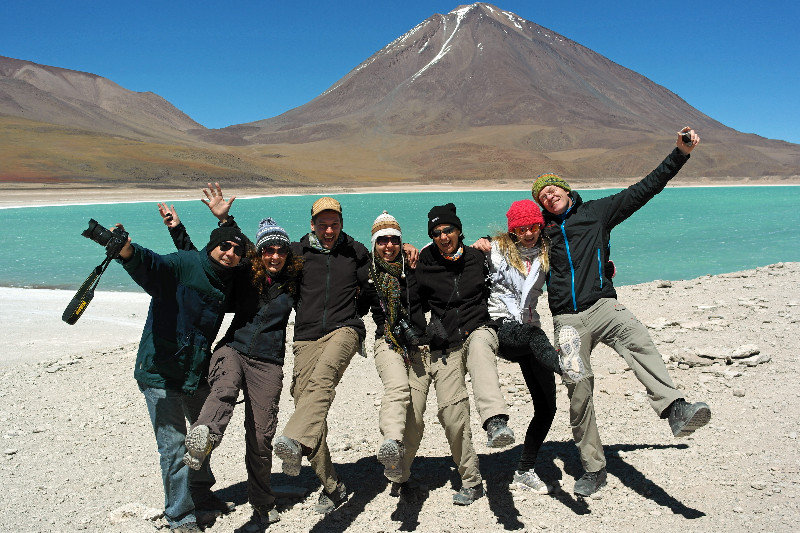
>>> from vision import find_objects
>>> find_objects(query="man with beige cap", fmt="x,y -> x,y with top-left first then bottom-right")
273,197 -> 373,514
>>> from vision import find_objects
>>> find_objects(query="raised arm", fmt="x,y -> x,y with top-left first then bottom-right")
599,127 -> 699,229
157,203 -> 196,252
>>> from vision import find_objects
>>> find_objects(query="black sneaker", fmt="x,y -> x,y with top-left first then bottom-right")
453,483 -> 484,505
274,436 -> 303,476
573,468 -> 607,497
242,505 -> 280,532
485,416 -> 515,448
668,399 -> 711,437
378,439 -> 404,482
314,481 -> 348,514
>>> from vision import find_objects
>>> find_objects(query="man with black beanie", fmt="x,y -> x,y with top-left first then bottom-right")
115,218 -> 246,532
413,202 -> 513,505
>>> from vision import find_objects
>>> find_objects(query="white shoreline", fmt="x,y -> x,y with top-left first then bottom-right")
2,183 -> 798,210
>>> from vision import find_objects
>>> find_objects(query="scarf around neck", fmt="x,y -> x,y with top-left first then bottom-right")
371,254 -> 405,354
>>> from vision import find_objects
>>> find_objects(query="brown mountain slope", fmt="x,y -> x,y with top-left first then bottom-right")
0,55 -> 204,143
220,2 -> 800,181
1,3 -> 799,187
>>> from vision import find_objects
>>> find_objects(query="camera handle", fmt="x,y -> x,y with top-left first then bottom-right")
62,255 -> 114,325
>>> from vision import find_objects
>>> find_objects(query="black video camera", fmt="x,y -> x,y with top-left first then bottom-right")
82,219 -> 129,258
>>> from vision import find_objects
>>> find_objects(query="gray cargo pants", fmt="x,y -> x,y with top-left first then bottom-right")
554,298 -> 682,473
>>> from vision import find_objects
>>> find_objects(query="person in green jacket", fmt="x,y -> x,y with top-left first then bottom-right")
116,220 -> 246,532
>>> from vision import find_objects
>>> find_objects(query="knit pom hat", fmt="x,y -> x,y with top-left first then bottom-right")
371,210 -> 402,249
206,225 -> 246,252
255,217 -> 290,252
506,200 -> 544,231
427,203 -> 462,238
531,173 -> 571,205
311,197 -> 342,218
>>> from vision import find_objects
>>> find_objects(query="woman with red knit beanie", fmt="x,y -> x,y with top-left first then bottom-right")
486,199 -> 561,494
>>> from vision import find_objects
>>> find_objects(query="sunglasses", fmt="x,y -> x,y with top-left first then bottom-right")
218,241 -> 245,256
431,225 -> 458,238
261,245 -> 289,256
512,224 -> 542,236
376,236 -> 401,246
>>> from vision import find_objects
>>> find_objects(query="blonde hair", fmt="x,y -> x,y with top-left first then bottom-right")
492,231 -> 549,275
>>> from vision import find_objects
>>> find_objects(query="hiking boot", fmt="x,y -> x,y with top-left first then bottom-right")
193,490 -> 235,514
573,468 -> 607,497
314,481 -> 348,514
378,438 -> 404,482
171,523 -> 201,533
668,399 -> 711,437
453,483 -> 484,505
513,468 -> 552,494
242,505 -> 280,532
390,480 -> 428,504
274,436 -> 303,476
184,425 -> 221,470
485,416 -> 515,448
192,490 -> 235,525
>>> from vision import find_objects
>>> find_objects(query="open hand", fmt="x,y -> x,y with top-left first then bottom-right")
201,182 -> 236,221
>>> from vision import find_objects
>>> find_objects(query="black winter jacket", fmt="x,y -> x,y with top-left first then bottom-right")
416,243 -> 492,350
122,244 -> 230,393
168,221 -> 294,366
543,148 -> 689,316
291,232 -> 373,342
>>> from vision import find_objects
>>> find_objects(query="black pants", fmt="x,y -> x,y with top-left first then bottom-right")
517,356 -> 556,471
496,319 -> 558,471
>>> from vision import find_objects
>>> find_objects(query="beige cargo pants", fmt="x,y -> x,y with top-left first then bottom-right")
283,327 -> 360,493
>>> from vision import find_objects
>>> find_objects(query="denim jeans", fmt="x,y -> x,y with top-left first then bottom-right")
139,382 -> 216,528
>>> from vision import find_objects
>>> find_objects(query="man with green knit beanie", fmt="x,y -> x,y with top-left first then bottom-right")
531,128 -> 711,498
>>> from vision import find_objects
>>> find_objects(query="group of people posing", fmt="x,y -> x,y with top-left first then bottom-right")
114,128 -> 711,532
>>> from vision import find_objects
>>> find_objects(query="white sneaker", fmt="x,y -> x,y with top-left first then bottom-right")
513,469 -> 552,494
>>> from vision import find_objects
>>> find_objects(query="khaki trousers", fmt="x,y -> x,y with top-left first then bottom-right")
373,339 -> 411,442
400,334 -> 483,488
554,298 -> 682,473
283,327 -> 360,493
463,325 -> 507,427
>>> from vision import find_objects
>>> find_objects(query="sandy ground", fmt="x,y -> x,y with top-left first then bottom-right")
1,262 -> 799,532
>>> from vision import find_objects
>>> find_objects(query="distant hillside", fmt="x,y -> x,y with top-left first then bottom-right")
0,55 -> 203,143
1,4 -> 799,187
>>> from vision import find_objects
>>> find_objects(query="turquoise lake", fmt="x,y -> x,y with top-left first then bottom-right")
2,187 -> 798,292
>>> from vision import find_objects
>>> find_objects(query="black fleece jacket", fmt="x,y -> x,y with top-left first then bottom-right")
543,148 -> 690,316
291,232 -> 373,342
416,242 -> 492,351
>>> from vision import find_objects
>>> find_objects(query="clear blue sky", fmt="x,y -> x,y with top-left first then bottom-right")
3,0 -> 799,143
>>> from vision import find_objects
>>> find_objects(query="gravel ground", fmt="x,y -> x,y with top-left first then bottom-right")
2,262 -> 798,532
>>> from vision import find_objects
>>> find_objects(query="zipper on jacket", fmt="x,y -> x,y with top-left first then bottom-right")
322,254 -> 331,332
561,221 -> 577,311
453,273 -> 460,337
597,248 -> 603,289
